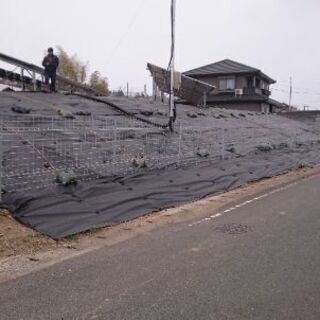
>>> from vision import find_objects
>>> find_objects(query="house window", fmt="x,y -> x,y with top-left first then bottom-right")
261,82 -> 269,90
247,76 -> 253,88
219,78 -> 235,90
256,78 -> 261,89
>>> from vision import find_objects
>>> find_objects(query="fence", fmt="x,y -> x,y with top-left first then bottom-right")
0,113 -> 318,199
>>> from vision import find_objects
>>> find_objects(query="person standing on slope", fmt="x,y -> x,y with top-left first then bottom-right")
42,47 -> 59,92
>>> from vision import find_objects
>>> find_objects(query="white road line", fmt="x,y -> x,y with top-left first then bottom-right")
187,179 -> 305,228
210,213 -> 222,219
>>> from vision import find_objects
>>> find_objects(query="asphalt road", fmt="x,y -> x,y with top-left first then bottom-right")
1,175 -> 320,320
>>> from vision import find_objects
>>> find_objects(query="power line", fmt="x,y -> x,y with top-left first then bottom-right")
272,87 -> 320,96
276,79 -> 320,89
273,83 -> 320,94
104,0 -> 148,67
273,88 -> 320,96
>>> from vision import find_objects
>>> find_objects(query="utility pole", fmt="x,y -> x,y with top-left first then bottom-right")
169,0 -> 176,131
152,79 -> 157,101
20,68 -> 25,91
289,76 -> 292,107
126,82 -> 129,98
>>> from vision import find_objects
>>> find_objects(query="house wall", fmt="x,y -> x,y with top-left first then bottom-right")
190,74 -> 276,113
261,103 -> 271,113
193,74 -> 248,91
193,75 -> 219,88
235,76 -> 247,89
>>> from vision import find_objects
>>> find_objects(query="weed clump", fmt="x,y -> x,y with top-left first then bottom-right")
131,154 -> 148,168
196,148 -> 210,158
187,112 -> 198,118
256,144 -> 273,152
74,111 -> 91,116
56,169 -> 77,186
11,106 -> 31,114
226,144 -> 236,153
57,109 -> 75,119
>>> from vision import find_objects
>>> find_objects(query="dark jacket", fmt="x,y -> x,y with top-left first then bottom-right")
42,55 -> 59,74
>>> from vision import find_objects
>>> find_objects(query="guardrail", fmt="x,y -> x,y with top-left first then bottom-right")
0,52 -> 96,94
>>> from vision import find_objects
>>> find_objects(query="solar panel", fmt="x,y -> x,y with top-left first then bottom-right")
147,63 -> 215,105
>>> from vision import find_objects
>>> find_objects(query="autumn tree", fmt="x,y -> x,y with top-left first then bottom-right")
89,71 -> 109,96
56,46 -> 88,84
56,46 -> 109,95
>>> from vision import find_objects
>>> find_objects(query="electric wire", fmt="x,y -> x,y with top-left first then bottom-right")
72,93 -> 170,129
105,0 -> 148,67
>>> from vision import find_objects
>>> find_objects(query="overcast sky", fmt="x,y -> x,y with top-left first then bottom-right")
2,0 -> 320,108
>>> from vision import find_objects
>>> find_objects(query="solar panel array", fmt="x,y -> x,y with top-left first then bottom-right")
147,63 -> 215,105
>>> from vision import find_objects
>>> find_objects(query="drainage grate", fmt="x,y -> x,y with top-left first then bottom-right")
213,223 -> 253,235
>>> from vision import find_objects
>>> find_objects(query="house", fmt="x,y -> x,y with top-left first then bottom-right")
184,59 -> 283,113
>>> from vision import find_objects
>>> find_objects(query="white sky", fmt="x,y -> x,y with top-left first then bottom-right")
2,0 -> 320,108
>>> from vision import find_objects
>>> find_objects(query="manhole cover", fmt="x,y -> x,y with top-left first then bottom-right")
213,223 -> 253,235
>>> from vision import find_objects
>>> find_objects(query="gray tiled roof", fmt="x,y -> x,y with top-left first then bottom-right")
185,59 -> 276,84
185,59 -> 259,76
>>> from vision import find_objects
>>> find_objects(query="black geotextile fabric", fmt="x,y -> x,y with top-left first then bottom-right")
3,145 -> 320,239
1,92 -> 320,239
